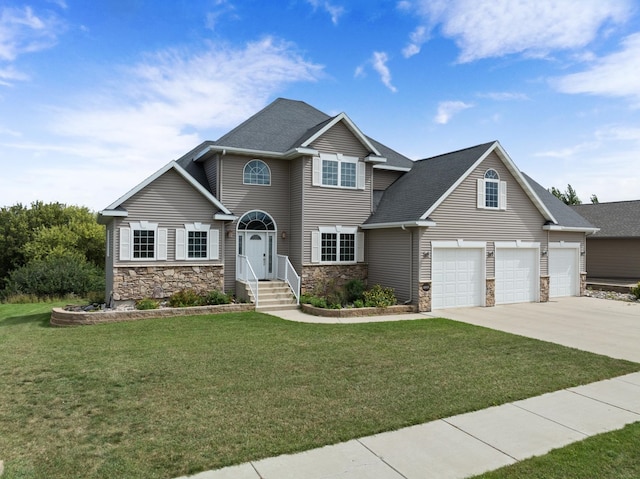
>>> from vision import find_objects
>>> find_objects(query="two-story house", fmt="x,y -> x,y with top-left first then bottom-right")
98,98 -> 597,311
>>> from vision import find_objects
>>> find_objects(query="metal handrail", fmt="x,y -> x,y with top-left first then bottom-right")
276,254 -> 301,304
236,255 -> 259,308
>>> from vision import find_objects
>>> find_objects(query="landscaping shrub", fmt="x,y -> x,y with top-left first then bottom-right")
168,289 -> 204,308
202,290 -> 231,305
136,298 -> 160,310
631,282 -> 640,300
300,293 -> 329,309
363,284 -> 397,308
2,253 -> 104,299
344,279 -> 366,303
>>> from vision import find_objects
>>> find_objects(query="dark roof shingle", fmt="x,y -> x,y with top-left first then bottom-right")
571,201 -> 640,237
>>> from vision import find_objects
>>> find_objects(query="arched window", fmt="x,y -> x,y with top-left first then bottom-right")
243,160 -> 271,185
238,210 -> 276,231
484,169 -> 500,209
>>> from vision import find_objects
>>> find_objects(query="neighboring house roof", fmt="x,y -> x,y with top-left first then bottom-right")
190,98 -> 414,170
571,200 -> 640,238
364,141 -> 559,228
522,173 -> 597,231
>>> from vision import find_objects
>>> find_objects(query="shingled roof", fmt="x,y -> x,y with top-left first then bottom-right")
571,201 -> 640,238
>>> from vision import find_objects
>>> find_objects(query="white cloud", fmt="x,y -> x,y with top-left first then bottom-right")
402,0 -> 632,62
434,100 -> 473,124
0,6 -> 63,62
205,0 -> 237,30
371,51 -> 397,93
478,91 -> 530,101
306,0 -> 345,25
552,33 -> 640,106
402,25 -> 428,58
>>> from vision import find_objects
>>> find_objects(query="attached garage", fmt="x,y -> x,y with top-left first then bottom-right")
549,243 -> 580,297
432,243 -> 485,309
495,244 -> 539,304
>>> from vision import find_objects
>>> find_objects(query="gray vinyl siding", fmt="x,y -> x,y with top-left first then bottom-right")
373,169 -> 404,190
368,228 -> 413,302
310,122 -> 370,158
584,238 -> 639,278
549,231 -> 587,272
420,153 -> 547,281
219,154 -> 291,292
105,221 -> 115,301
289,157 -> 304,272
203,157 -> 218,197
114,169 -> 223,264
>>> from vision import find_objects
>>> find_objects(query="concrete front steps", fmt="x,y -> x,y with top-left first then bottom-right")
242,280 -> 298,312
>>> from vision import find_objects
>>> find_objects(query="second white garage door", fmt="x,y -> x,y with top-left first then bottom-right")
432,248 -> 484,309
549,246 -> 579,297
495,248 -> 538,304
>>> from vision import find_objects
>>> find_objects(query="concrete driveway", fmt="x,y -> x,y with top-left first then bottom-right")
425,296 -> 640,363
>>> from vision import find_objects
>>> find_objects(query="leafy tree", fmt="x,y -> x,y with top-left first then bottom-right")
590,194 -> 599,204
550,184 -> 582,205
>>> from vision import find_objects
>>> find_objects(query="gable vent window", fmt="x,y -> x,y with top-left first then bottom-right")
477,169 -> 507,210
312,153 -> 365,190
243,159 -> 271,185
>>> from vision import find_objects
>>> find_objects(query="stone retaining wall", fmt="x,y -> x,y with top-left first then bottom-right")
112,265 -> 224,301
51,303 -> 254,327
301,303 -> 418,318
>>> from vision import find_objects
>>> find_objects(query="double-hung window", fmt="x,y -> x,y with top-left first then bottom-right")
312,227 -> 364,264
313,153 -> 365,190
477,169 -> 507,210
176,223 -> 220,260
120,221 -> 167,261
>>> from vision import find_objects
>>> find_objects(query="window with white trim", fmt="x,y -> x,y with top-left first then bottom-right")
243,159 -> 271,185
312,153 -> 365,190
312,227 -> 364,264
477,169 -> 507,210
119,221 -> 167,261
176,223 -> 219,260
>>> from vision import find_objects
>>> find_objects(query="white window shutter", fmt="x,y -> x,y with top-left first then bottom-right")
311,231 -> 320,263
175,228 -> 186,260
209,229 -> 220,260
499,181 -> 507,210
357,162 -> 365,190
119,227 -> 131,260
357,232 -> 365,262
477,179 -> 485,208
312,156 -> 321,186
157,228 -> 168,260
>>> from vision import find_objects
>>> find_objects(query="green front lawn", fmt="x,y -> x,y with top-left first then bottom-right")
0,303 -> 638,479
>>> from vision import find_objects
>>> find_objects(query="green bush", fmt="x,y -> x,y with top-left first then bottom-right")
202,290 -> 231,305
363,284 -> 397,308
300,293 -> 328,309
353,299 -> 365,308
2,253 -> 105,299
136,298 -> 160,310
631,282 -> 640,300
167,289 -> 204,308
344,279 -> 366,303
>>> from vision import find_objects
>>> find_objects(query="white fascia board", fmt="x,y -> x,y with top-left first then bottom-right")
543,225 -> 600,234
432,240 -> 486,249
214,213 -> 238,221
99,209 -> 128,217
300,112 -> 382,156
360,220 -> 436,229
104,161 -> 232,215
194,145 -> 318,161
364,155 -> 387,164
373,164 -> 412,172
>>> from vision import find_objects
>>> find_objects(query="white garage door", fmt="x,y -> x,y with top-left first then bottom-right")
495,248 -> 537,304
432,248 -> 484,309
549,247 -> 579,297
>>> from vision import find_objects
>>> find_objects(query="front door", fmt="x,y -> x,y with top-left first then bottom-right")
246,232 -> 267,279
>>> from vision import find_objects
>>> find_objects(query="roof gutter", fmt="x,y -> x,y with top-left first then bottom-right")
193,145 -> 319,162
543,225 -> 600,235
360,220 -> 436,230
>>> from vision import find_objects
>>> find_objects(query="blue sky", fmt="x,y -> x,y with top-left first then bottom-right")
1,0 -> 639,211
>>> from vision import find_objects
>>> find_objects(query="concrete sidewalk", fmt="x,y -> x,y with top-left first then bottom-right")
177,372 -> 640,479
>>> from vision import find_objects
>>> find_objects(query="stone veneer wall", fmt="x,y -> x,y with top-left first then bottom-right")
301,264 -> 368,295
540,276 -> 550,302
418,281 -> 431,312
485,278 -> 495,307
580,272 -> 587,296
112,265 -> 224,301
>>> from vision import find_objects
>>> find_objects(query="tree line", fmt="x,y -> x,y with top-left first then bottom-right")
0,202 -> 105,301
549,184 -> 598,205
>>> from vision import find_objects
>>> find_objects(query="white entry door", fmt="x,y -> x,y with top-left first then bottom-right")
246,233 -> 267,279
549,246 -> 579,297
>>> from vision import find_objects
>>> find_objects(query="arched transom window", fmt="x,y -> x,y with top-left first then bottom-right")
238,211 -> 275,231
243,159 -> 271,185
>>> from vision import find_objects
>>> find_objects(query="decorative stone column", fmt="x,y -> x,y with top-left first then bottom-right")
540,276 -> 550,303
485,278 -> 495,307
418,281 -> 431,312
580,273 -> 587,296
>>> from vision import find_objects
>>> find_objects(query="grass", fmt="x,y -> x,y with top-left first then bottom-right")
0,303 -> 638,479
473,421 -> 640,479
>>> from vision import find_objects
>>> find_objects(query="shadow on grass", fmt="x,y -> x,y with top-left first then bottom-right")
0,313 -> 52,328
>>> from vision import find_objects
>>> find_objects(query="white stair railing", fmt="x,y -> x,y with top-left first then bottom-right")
236,255 -> 259,308
276,254 -> 301,304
